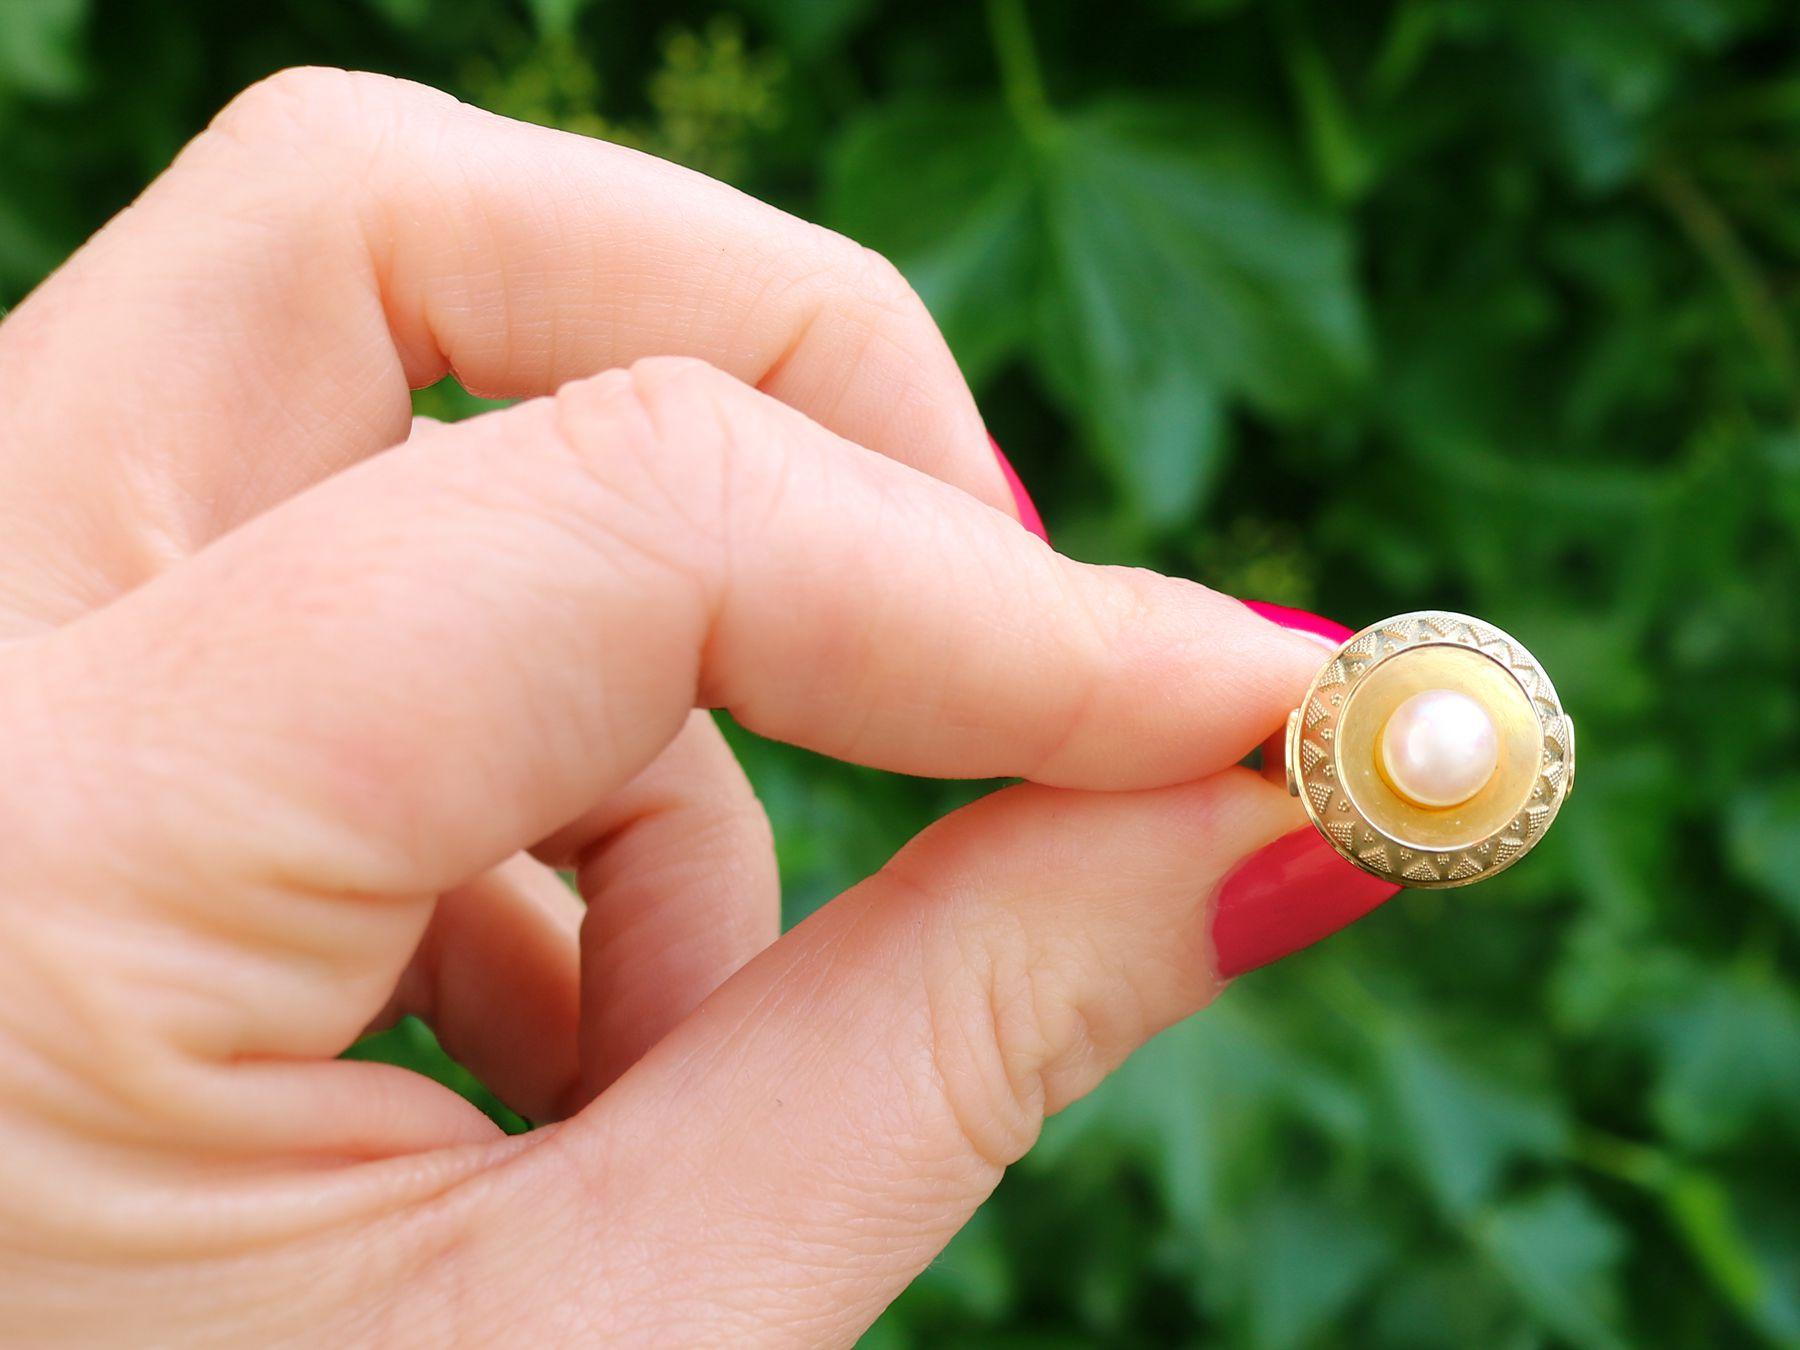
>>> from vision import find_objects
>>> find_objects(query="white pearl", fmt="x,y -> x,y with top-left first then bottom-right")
1379,689 -> 1499,809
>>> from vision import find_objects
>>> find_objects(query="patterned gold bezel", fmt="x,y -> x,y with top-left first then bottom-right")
1284,611 -> 1575,889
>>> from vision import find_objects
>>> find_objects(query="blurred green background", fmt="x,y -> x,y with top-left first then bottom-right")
5,0 -> 1800,1344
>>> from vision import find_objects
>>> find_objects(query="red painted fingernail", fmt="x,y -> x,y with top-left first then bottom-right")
1240,599 -> 1353,647
1210,828 -> 1399,977
989,434 -> 1049,543
1241,600 -> 1352,771
1213,600 -> 1396,976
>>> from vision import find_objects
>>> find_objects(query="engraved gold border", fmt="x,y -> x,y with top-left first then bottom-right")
1284,611 -> 1575,889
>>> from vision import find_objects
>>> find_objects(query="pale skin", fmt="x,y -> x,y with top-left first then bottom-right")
0,69 -> 1329,1345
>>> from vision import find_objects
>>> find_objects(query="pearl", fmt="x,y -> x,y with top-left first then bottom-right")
1379,689 -> 1498,809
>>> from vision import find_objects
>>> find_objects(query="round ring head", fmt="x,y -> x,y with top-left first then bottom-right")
1284,611 -> 1574,889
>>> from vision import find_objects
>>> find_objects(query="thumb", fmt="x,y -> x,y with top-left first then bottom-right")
458,769 -> 1394,1344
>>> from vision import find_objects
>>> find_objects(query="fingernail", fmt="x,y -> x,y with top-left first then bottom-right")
989,434 -> 1049,543
1210,828 -> 1400,978
1240,599 -> 1352,650
1241,600 -> 1351,782
1215,600 -> 1396,976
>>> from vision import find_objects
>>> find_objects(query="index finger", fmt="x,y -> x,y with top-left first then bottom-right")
4,359 -> 1320,1154
0,68 -> 1017,626
32,359 -> 1321,907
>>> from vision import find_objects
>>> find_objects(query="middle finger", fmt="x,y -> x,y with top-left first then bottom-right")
0,68 -> 1015,630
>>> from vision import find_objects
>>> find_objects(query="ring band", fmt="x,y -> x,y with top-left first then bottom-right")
1283,611 -> 1574,888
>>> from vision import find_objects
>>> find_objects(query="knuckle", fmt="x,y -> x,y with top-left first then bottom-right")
207,66 -> 365,151
785,232 -> 938,342
551,356 -> 732,491
930,920 -> 1137,1170
854,244 -> 924,313
624,353 -> 739,428
898,856 -> 1059,1172
550,357 -> 782,557
202,67 -> 452,169
842,243 -> 942,342
544,361 -> 739,603
893,800 -> 1156,1174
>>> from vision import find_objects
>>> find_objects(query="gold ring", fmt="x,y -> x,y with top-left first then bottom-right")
1283,611 -> 1574,888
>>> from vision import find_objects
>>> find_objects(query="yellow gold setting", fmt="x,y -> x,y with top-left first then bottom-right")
1284,611 -> 1575,888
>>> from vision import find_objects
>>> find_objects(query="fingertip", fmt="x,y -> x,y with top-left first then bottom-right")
1232,600 -> 1349,790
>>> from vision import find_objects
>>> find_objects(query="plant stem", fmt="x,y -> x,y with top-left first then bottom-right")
1650,159 -> 1800,424
1577,1129 -> 1791,1349
986,0 -> 1055,144
1573,1127 -> 1669,1188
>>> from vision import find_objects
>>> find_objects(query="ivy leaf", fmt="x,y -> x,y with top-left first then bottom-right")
1228,1190 -> 1395,1350
1378,1021 -> 1569,1217
1031,995 -> 1360,1238
827,101 -> 1036,388
1037,160 -> 1229,529
831,97 -> 1365,527
1032,986 -> 1376,1336
1047,102 -> 1370,417
1030,1001 -> 1267,1236
1662,1168 -> 1800,1347
1477,1185 -> 1629,1350
1645,971 -> 1800,1151
1038,101 -> 1369,523
1370,1252 -> 1538,1349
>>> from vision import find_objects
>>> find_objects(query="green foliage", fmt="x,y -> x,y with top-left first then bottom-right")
4,0 -> 1799,1344
1476,1185 -> 1628,1350
1730,775 -> 1800,935
0,0 -> 87,100
831,56 -> 1369,531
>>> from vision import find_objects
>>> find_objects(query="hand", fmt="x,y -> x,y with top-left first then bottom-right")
0,70 -> 1388,1345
